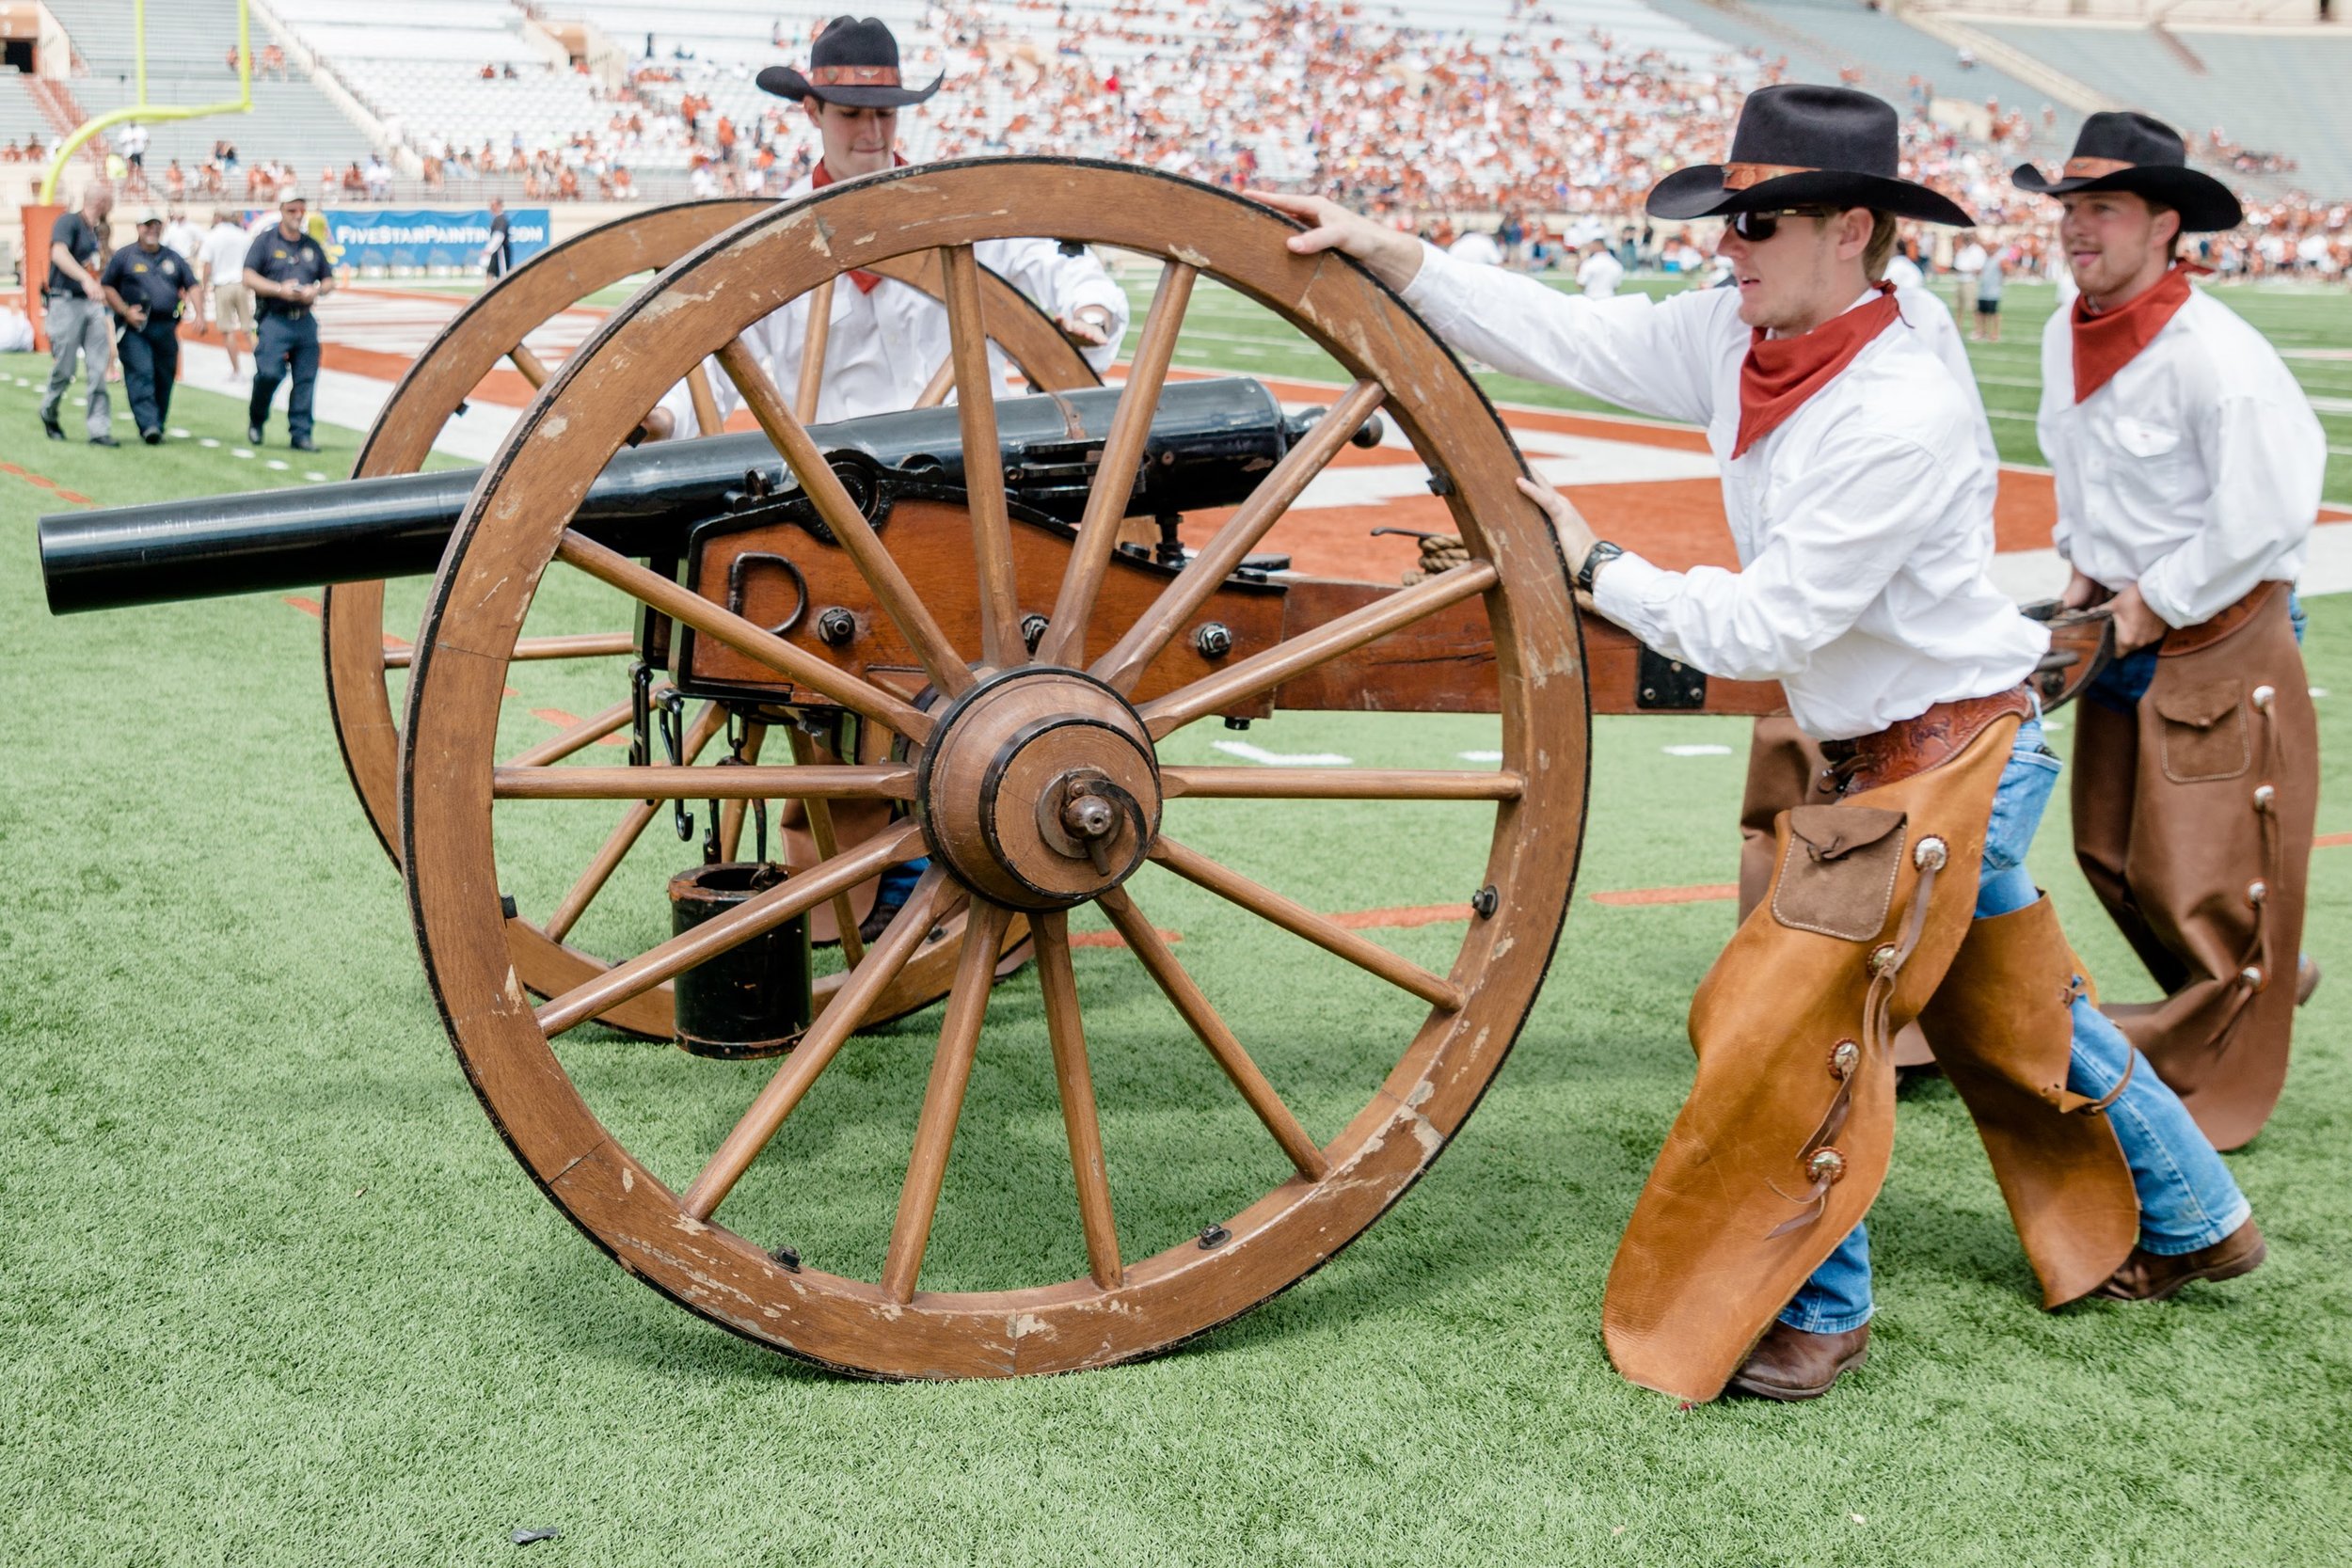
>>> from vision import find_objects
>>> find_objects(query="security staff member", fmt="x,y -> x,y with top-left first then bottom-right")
40,184 -> 117,445
243,192 -> 333,451
100,208 -> 196,444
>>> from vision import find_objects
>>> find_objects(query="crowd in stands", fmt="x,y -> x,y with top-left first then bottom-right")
14,1 -> 2343,285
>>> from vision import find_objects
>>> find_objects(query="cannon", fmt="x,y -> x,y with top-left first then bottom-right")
40,168 -> 2112,1378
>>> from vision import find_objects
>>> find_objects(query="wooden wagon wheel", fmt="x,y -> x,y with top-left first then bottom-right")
401,161 -> 1588,1377
324,198 -> 1100,1037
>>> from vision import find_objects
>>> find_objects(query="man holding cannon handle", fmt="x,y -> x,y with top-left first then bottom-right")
2013,115 -> 2326,1153
1259,84 -> 2257,1403
641,15 -> 1131,941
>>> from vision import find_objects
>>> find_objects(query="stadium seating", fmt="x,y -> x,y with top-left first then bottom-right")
37,0 -> 377,185
1971,22 -> 2352,198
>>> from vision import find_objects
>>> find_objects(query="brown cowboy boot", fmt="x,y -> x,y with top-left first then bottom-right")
2095,1217 -> 2266,1302
1726,1321 -> 1871,1401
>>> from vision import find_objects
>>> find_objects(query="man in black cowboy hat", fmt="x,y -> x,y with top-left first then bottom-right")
1259,83 -> 2253,1404
644,15 -> 1128,441
2016,112 -> 2327,1155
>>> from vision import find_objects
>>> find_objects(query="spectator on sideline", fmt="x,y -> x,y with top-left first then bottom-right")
199,207 -> 257,377
161,205 -> 204,270
1448,226 -> 1503,266
1886,234 -> 1926,290
39,185 -> 118,447
101,209 -> 195,444
481,197 -> 514,277
1952,230 -> 1986,318
1576,236 -> 1624,299
1973,241 -> 2005,341
243,194 -> 334,452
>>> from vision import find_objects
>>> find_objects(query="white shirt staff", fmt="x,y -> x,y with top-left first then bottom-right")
2037,287 -> 2324,629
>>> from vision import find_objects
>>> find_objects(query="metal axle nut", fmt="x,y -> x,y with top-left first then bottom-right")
816,607 -> 857,646
1193,621 -> 1233,658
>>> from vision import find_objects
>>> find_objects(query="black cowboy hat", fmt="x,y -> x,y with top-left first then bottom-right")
1647,83 -> 1974,228
757,16 -> 943,108
2011,112 -> 2241,232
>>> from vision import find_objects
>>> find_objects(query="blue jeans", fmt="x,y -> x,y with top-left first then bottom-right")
249,310 -> 320,441
1780,713 -> 2252,1334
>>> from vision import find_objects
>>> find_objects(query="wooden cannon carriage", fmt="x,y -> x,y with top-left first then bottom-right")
38,166 -> 2110,1378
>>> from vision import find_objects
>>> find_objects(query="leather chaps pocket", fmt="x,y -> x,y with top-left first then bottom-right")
1771,804 -> 1907,942
2154,678 -> 2249,784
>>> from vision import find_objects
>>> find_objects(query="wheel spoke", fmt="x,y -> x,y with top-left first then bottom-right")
714,339 -> 975,698
913,356 -> 957,409
508,342 -> 550,389
542,699 -> 725,942
679,867 -> 963,1220
1093,379 -> 1385,695
1034,260 -> 1196,666
555,531 -> 935,741
785,726 -> 868,969
493,763 -> 913,800
1161,766 -> 1522,801
389,632 -> 638,671
880,900 -> 1017,1302
1137,561 -> 1497,739
501,693 -> 638,768
686,362 -> 724,436
535,819 -> 923,1037
1096,885 -> 1327,1179
793,277 -> 834,422
1035,910 -> 1120,1290
1150,837 -> 1463,1011
938,245 -> 1022,669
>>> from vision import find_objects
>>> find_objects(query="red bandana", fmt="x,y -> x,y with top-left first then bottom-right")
809,154 -> 909,293
2071,264 -> 2201,404
1734,283 -> 1903,459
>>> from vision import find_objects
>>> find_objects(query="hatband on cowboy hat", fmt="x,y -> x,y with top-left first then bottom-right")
2011,112 -> 2241,232
1646,83 -> 1975,228
757,16 -> 943,108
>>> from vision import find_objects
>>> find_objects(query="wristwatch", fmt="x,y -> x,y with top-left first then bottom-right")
1577,540 -> 1625,592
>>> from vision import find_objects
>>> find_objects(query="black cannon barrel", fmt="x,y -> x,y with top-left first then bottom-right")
40,377 -> 1327,616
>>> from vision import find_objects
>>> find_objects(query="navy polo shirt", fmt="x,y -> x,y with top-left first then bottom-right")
100,244 -> 195,320
244,228 -> 330,318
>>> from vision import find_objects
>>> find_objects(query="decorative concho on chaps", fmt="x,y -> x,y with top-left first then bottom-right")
1601,716 -> 2015,1403
2069,582 -> 2319,1150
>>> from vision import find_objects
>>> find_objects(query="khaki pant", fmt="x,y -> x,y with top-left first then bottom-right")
212,283 -> 255,336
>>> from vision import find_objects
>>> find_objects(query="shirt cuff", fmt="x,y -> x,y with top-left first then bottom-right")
1396,242 -> 1467,332
2134,563 -> 2195,631
1589,549 -> 1679,645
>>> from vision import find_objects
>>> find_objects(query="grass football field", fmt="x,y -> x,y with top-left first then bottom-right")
4,276 -> 2352,1566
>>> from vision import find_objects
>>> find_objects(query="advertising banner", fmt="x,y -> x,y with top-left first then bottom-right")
323,207 -> 550,273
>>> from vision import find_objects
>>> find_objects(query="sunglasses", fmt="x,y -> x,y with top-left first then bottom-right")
1727,207 -> 1837,243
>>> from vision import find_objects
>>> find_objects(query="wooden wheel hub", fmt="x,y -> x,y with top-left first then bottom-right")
916,669 -> 1159,911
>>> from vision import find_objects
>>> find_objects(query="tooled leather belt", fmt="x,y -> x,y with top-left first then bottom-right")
1819,686 -> 2034,797
2160,579 -> 2282,657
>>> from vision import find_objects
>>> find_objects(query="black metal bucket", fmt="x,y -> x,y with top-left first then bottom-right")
667,863 -> 812,1058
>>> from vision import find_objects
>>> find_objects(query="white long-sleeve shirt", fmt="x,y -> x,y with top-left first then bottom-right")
1401,244 -> 2043,740
658,174 -> 1131,431
2036,285 -> 2325,628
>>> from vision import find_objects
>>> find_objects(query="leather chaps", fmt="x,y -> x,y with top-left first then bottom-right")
1605,706 -> 2138,1402
2069,582 -> 2317,1150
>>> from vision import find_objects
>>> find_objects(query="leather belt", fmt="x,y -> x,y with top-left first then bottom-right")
1820,686 -> 2035,797
2161,580 -> 2283,657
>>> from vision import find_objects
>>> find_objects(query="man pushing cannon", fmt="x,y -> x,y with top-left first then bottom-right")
1258,84 -> 2260,1402
2012,115 -> 2327,1153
